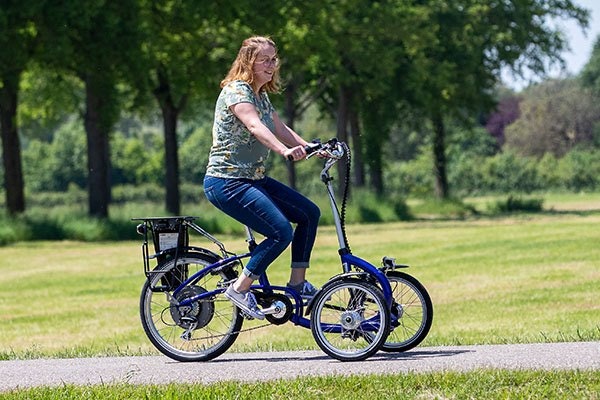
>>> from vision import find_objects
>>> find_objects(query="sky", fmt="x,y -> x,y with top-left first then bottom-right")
504,0 -> 600,90
557,0 -> 599,74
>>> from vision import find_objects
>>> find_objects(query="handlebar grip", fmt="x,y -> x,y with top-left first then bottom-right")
287,140 -> 322,161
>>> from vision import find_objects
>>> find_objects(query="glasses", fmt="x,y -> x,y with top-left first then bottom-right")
255,56 -> 279,66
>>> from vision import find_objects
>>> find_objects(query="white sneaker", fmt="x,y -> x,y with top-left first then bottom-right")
225,286 -> 265,320
287,280 -> 319,300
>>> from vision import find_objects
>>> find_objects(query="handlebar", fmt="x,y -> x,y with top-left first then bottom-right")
287,138 -> 345,161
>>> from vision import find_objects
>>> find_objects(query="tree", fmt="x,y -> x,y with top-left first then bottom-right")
295,0 -> 432,195
580,35 -> 600,96
22,118 -> 87,191
402,0 -> 590,198
504,78 -> 600,156
485,94 -> 521,148
38,1 -> 145,218
0,1 -> 44,214
272,6 -> 333,189
139,0 -> 242,214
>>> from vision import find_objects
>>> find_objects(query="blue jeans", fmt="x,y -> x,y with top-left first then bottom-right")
203,176 -> 321,279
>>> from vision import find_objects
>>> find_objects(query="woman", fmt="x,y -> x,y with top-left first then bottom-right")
203,36 -> 321,319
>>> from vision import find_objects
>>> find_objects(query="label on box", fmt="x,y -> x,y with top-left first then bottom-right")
159,233 -> 179,250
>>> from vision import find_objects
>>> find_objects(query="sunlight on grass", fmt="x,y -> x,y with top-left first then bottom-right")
1,209 -> 599,359
3,370 -> 599,399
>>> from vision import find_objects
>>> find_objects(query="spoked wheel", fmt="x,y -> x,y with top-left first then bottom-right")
380,271 -> 433,352
310,278 -> 390,361
140,252 -> 243,362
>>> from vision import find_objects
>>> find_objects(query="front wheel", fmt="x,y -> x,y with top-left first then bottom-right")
310,278 -> 390,361
381,271 -> 433,352
140,253 -> 243,362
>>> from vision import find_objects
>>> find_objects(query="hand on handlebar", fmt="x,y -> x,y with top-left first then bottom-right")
284,145 -> 307,162
286,138 -> 343,161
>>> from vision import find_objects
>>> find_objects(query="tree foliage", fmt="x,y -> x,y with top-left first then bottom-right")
580,35 -> 600,96
504,78 -> 600,156
485,95 -> 521,148
0,0 -> 596,218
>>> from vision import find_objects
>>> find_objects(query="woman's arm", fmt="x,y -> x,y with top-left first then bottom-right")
271,111 -> 309,148
230,102 -> 306,160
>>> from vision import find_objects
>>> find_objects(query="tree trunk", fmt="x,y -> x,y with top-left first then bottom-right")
154,67 -> 181,215
284,84 -> 297,189
349,109 -> 365,187
336,86 -> 350,195
431,113 -> 449,199
84,76 -> 111,218
161,104 -> 180,215
369,149 -> 384,195
0,74 -> 25,215
365,132 -> 384,195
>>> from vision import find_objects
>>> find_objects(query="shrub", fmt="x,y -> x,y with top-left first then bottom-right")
384,153 -> 433,198
410,198 -> 477,219
480,152 -> 541,193
556,149 -> 600,191
488,195 -> 544,213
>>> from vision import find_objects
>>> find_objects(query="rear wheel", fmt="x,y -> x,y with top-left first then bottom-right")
310,278 -> 390,361
140,253 -> 243,361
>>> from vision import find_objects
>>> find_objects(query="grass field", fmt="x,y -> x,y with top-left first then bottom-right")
1,208 -> 598,357
1,370 -> 599,399
0,196 -> 599,397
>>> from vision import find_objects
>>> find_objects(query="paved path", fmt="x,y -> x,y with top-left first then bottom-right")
1,342 -> 599,391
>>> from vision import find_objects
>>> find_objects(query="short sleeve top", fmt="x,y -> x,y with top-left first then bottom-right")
205,80 -> 276,180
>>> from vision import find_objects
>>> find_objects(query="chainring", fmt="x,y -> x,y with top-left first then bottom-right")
255,292 -> 293,325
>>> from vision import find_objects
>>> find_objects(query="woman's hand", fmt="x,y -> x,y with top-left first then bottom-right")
284,145 -> 307,161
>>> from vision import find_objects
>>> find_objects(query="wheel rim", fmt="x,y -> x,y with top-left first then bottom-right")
141,255 -> 242,360
311,280 -> 389,360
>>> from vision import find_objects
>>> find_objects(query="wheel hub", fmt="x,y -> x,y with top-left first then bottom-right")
340,310 -> 362,330
170,286 -> 214,330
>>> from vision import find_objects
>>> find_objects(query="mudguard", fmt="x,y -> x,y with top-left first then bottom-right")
304,272 -> 370,316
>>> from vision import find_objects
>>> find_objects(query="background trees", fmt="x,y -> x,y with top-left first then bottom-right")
1,0 -> 597,220
0,0 -> 45,215
504,78 -> 600,156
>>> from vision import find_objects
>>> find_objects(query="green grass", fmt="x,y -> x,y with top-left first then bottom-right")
1,210 -> 599,358
1,196 -> 599,396
1,370 -> 599,399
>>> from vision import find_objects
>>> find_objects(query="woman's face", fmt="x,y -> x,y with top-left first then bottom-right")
252,44 -> 279,90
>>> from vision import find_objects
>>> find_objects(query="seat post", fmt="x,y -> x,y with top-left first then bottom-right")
245,226 -> 258,252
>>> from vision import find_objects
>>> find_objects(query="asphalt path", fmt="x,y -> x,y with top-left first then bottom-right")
1,342 -> 599,392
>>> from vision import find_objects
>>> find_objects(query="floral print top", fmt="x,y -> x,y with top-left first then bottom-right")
205,80 -> 276,180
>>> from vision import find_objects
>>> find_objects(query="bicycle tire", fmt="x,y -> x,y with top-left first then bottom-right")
140,252 -> 243,362
310,278 -> 390,361
380,271 -> 433,352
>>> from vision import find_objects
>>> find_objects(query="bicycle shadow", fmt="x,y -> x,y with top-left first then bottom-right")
368,348 -> 472,361
208,348 -> 471,364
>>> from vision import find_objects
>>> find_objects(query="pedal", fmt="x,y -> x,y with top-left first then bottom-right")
240,310 -> 255,320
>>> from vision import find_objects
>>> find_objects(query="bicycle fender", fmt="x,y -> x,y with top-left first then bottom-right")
151,246 -> 222,262
304,272 -> 369,316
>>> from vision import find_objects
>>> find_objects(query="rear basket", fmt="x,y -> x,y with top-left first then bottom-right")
149,218 -> 189,289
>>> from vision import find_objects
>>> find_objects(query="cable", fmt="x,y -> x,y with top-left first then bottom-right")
339,141 -> 352,253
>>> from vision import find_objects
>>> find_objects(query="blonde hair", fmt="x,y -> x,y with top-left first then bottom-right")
220,36 -> 281,93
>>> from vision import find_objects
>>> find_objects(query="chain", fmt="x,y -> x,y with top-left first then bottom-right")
189,321 -> 273,342
166,298 -> 274,342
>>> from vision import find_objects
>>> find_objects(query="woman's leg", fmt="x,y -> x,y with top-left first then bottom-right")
260,177 -> 321,285
204,176 -> 294,288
